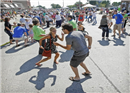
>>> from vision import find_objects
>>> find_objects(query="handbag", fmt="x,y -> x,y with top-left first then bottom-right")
42,35 -> 51,57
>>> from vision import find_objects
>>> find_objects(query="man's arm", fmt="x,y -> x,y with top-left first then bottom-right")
53,42 -> 71,50
84,34 -> 92,49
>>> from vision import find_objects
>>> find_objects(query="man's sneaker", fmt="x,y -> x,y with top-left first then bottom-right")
106,38 -> 111,41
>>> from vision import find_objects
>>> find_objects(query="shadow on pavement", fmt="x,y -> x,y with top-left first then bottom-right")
29,63 -> 57,90
0,44 -> 10,49
5,42 -> 36,53
59,50 -> 74,62
16,55 -> 42,75
65,75 -> 92,93
112,38 -> 125,46
5,45 -> 24,53
109,29 -> 112,33
98,40 -> 110,46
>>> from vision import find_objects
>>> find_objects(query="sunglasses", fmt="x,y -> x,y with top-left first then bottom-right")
52,30 -> 56,32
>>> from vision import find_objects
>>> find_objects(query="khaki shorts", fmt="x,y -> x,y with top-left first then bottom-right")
13,36 -> 27,40
113,24 -> 122,31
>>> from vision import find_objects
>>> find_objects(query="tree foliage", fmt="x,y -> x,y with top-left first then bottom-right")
89,1 -> 97,5
67,5 -> 76,9
51,4 -> 61,9
112,2 -> 121,6
37,5 -> 46,9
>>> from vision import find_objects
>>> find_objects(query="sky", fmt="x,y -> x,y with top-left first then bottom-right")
30,0 -> 121,8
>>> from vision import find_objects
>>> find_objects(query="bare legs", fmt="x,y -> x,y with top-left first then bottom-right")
70,62 -> 90,80
80,62 -> 90,74
36,52 -> 59,66
70,66 -> 80,80
54,52 -> 59,64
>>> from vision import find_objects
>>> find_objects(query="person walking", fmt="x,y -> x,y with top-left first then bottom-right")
45,13 -> 50,28
75,11 -> 80,23
32,18 -> 46,54
35,27 -> 64,66
55,12 -> 62,28
4,17 -> 13,44
92,11 -> 97,25
99,15 -> 110,41
54,23 -> 92,81
112,10 -> 123,38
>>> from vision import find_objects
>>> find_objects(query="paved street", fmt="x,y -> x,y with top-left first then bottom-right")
0,14 -> 130,93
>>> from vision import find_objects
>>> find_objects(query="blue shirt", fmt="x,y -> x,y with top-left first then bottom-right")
113,13 -> 123,24
13,26 -> 26,38
20,18 -> 25,23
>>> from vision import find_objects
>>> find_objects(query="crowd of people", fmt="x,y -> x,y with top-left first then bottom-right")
2,7 -> 130,81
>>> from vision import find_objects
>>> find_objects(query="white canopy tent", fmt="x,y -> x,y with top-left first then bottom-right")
83,4 -> 96,8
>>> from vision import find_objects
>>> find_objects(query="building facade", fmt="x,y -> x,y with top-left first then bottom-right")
0,0 -> 12,3
12,0 -> 31,9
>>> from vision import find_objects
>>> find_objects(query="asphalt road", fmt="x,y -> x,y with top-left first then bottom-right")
0,14 -> 130,93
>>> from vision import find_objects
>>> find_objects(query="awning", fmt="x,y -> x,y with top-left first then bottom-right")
83,4 -> 96,8
9,4 -> 15,8
13,2 -> 25,9
0,1 -> 11,9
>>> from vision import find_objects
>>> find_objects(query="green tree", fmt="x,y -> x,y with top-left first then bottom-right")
51,4 -> 61,9
112,2 -> 121,6
74,1 -> 83,9
37,5 -> 42,8
89,1 -> 97,5
67,5 -> 75,9
37,5 -> 46,9
101,0 -> 110,7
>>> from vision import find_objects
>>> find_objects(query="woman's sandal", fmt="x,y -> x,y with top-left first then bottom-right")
35,63 -> 42,66
54,61 -> 59,64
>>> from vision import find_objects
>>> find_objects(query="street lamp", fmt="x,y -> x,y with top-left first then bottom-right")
63,0 -> 64,8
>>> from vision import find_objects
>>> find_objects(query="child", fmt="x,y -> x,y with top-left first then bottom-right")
127,15 -> 130,26
107,14 -> 113,30
21,23 -> 29,42
99,15 -> 110,41
121,13 -> 125,34
85,14 -> 88,22
13,22 -> 17,28
78,22 -> 84,31
28,24 -> 34,43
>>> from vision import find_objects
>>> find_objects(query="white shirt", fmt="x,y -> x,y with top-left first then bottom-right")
93,12 -> 96,17
50,12 -> 53,15
55,15 -> 61,21
25,21 -> 30,29
128,18 -> 130,22
45,15 -> 50,21
28,18 -> 32,24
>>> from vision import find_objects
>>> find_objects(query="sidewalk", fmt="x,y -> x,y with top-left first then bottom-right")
0,14 -> 130,93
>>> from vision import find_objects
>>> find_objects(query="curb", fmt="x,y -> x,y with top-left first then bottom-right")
0,42 -> 10,47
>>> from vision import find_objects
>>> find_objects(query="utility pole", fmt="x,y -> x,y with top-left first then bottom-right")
79,0 -> 80,10
63,0 -> 64,8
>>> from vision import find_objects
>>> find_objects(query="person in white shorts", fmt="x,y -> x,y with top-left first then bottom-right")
13,23 -> 28,47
